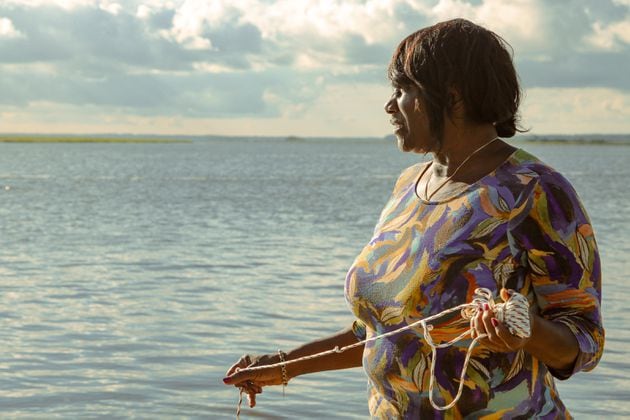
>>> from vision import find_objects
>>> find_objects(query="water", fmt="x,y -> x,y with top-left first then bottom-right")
1,139 -> 628,418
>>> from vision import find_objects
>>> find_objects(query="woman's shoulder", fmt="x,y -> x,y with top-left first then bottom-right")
500,148 -> 582,202
501,148 -> 568,182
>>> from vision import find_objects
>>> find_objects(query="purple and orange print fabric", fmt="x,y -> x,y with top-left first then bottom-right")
344,149 -> 603,419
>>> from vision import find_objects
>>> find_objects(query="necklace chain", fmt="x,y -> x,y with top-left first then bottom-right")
422,136 -> 499,201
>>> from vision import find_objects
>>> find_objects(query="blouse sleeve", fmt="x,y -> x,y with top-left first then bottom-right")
507,171 -> 604,379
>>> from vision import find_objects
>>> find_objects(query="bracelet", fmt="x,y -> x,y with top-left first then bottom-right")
277,349 -> 289,395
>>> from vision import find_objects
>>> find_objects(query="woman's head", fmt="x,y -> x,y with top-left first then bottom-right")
387,18 -> 522,141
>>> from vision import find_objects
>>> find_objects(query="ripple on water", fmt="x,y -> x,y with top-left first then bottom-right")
1,141 -> 629,417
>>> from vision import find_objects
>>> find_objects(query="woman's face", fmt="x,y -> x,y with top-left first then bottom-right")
384,82 -> 434,154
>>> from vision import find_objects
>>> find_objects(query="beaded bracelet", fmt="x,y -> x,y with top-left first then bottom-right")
277,349 -> 289,395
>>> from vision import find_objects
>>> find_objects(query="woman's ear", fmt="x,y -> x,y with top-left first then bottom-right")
447,87 -> 465,117
414,98 -> 422,113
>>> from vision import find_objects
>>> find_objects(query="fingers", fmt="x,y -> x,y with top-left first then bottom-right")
234,376 -> 263,410
250,383 -> 263,393
224,352 -> 286,390
471,302 -> 528,353
225,354 -> 264,386
223,367 -> 258,385
471,304 -> 507,351
471,303 -> 491,340
225,354 -> 274,412
225,363 -> 242,378
480,304 -> 498,342
244,382 -> 262,408
247,389 -> 257,408
238,380 -> 262,393
499,288 -> 510,302
225,354 -> 253,377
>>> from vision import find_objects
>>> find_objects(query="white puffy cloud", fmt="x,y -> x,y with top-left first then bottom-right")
522,87 -> 630,134
587,20 -> 630,50
242,0 -> 402,43
0,16 -> 23,38
0,0 -> 628,135
0,0 -> 95,9
99,1 -> 122,15
431,0 -> 547,52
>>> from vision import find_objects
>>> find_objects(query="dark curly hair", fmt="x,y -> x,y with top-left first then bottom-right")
388,18 -> 523,140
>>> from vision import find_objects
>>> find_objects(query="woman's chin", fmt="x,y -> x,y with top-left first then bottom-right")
396,137 -> 415,153
394,133 -> 407,149
395,134 -> 432,154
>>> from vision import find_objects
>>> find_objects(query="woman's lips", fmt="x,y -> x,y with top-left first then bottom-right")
390,119 -> 404,132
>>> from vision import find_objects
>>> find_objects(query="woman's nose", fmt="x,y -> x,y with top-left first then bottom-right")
384,97 -> 396,114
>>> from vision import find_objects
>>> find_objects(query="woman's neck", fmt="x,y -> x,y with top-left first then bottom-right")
431,125 -> 498,177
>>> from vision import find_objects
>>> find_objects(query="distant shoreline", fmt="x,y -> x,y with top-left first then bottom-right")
0,135 -> 191,143
0,133 -> 628,145
384,134 -> 630,146
514,137 -> 630,146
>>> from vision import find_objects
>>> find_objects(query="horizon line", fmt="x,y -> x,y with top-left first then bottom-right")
1,132 -> 629,140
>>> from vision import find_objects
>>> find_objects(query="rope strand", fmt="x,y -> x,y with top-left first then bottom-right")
235,287 -> 530,415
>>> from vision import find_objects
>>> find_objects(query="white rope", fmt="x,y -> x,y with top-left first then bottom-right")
423,289 -> 530,410
235,287 -> 530,414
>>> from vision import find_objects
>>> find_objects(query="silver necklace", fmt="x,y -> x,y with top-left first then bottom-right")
421,136 -> 499,201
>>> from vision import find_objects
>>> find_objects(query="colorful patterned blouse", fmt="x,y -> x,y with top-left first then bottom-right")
344,149 -> 604,418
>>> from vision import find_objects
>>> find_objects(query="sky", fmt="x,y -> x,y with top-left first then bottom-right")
0,0 -> 629,137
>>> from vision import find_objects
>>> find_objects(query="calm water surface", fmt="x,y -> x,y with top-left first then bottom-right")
0,139 -> 628,418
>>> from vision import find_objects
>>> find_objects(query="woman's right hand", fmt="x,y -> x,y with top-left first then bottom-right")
222,327 -> 363,407
223,353 -> 286,408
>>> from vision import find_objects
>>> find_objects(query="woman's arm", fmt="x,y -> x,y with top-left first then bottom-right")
473,301 -> 579,371
524,314 -> 579,370
475,171 -> 604,377
223,326 -> 364,406
284,326 -> 365,377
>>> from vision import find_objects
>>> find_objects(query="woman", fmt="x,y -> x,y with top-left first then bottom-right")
223,18 -> 604,418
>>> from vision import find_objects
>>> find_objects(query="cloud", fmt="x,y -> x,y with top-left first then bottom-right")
0,0 -> 628,135
522,87 -> 630,134
587,20 -> 630,50
0,16 -> 23,38
518,50 -> 630,90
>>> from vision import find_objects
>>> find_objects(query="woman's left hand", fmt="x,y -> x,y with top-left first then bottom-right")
470,289 -> 532,353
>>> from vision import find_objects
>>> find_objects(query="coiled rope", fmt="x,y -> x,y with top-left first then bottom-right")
235,287 -> 530,415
